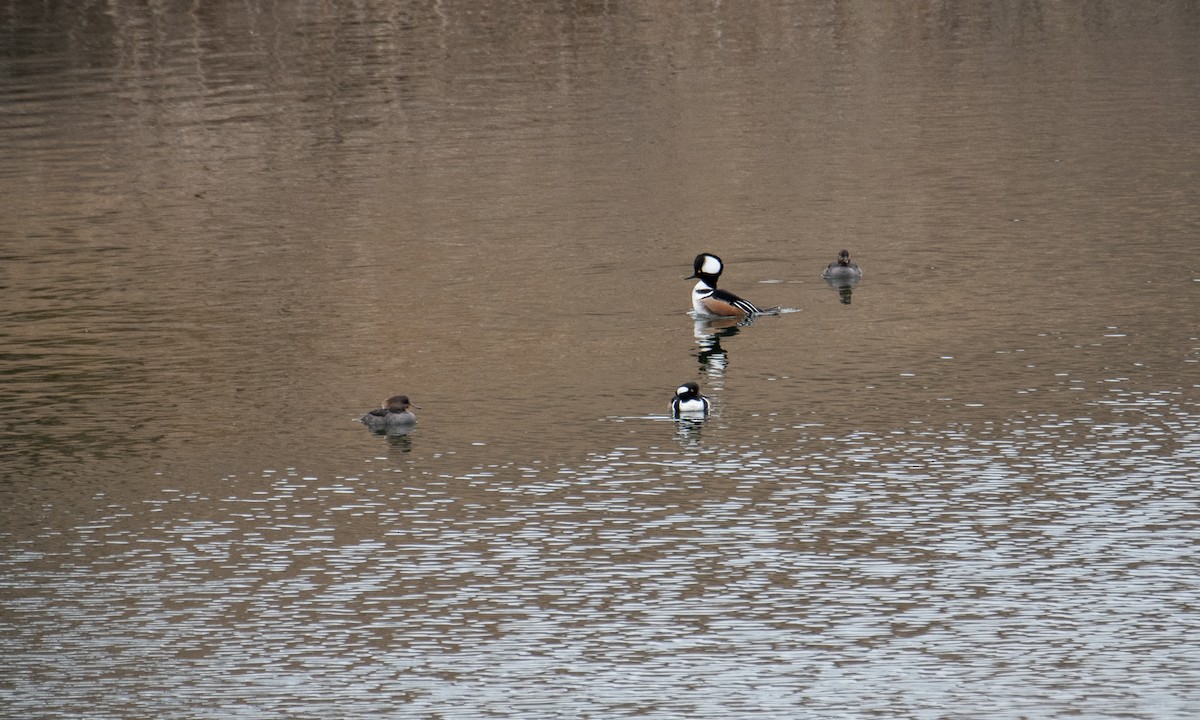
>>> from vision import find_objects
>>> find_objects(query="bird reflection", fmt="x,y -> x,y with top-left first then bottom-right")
384,430 -> 414,452
673,417 -> 706,446
693,317 -> 745,378
823,275 -> 860,304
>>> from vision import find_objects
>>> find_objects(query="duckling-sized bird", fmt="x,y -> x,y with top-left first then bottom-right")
362,395 -> 418,431
821,249 -> 863,281
670,381 -> 711,418
688,252 -> 774,317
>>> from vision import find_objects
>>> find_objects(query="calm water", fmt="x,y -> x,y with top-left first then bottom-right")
3,1 -> 1200,717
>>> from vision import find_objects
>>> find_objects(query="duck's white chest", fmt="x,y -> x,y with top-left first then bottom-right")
691,282 -> 714,315
673,397 -> 709,415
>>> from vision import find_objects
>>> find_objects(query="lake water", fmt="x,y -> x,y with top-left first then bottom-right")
2,1 -> 1199,717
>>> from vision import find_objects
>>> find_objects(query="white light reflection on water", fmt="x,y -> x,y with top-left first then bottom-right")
3,391 -> 1198,718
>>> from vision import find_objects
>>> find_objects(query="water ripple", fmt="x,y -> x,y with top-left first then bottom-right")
4,393 -> 1198,718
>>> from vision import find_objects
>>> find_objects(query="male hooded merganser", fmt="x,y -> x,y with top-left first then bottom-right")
687,253 -> 769,317
362,395 -> 418,430
670,381 -> 711,418
821,249 -> 863,280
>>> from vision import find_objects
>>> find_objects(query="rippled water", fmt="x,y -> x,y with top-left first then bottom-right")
3,1 -> 1200,718
6,389 -> 1200,718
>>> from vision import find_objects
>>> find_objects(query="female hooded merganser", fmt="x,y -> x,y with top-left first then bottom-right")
821,249 -> 862,280
670,381 -> 711,418
687,253 -> 770,317
362,395 -> 418,431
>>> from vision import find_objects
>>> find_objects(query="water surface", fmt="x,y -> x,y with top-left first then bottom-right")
2,2 -> 1199,717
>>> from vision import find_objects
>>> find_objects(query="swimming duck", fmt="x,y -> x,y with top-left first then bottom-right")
362,395 -> 418,431
670,381 -> 711,418
688,252 -> 772,317
821,249 -> 862,280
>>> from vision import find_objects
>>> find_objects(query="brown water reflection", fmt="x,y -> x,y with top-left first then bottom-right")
2,1 -> 1200,717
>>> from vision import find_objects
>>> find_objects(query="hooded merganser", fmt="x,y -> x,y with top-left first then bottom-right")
821,249 -> 862,280
670,381 -> 711,418
687,253 -> 770,317
362,395 -> 418,431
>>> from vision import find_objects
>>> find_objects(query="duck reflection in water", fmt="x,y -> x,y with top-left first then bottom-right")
823,276 -> 860,304
385,432 -> 414,452
821,249 -> 863,305
693,316 -> 744,378
361,394 -> 418,436
673,416 -> 706,445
